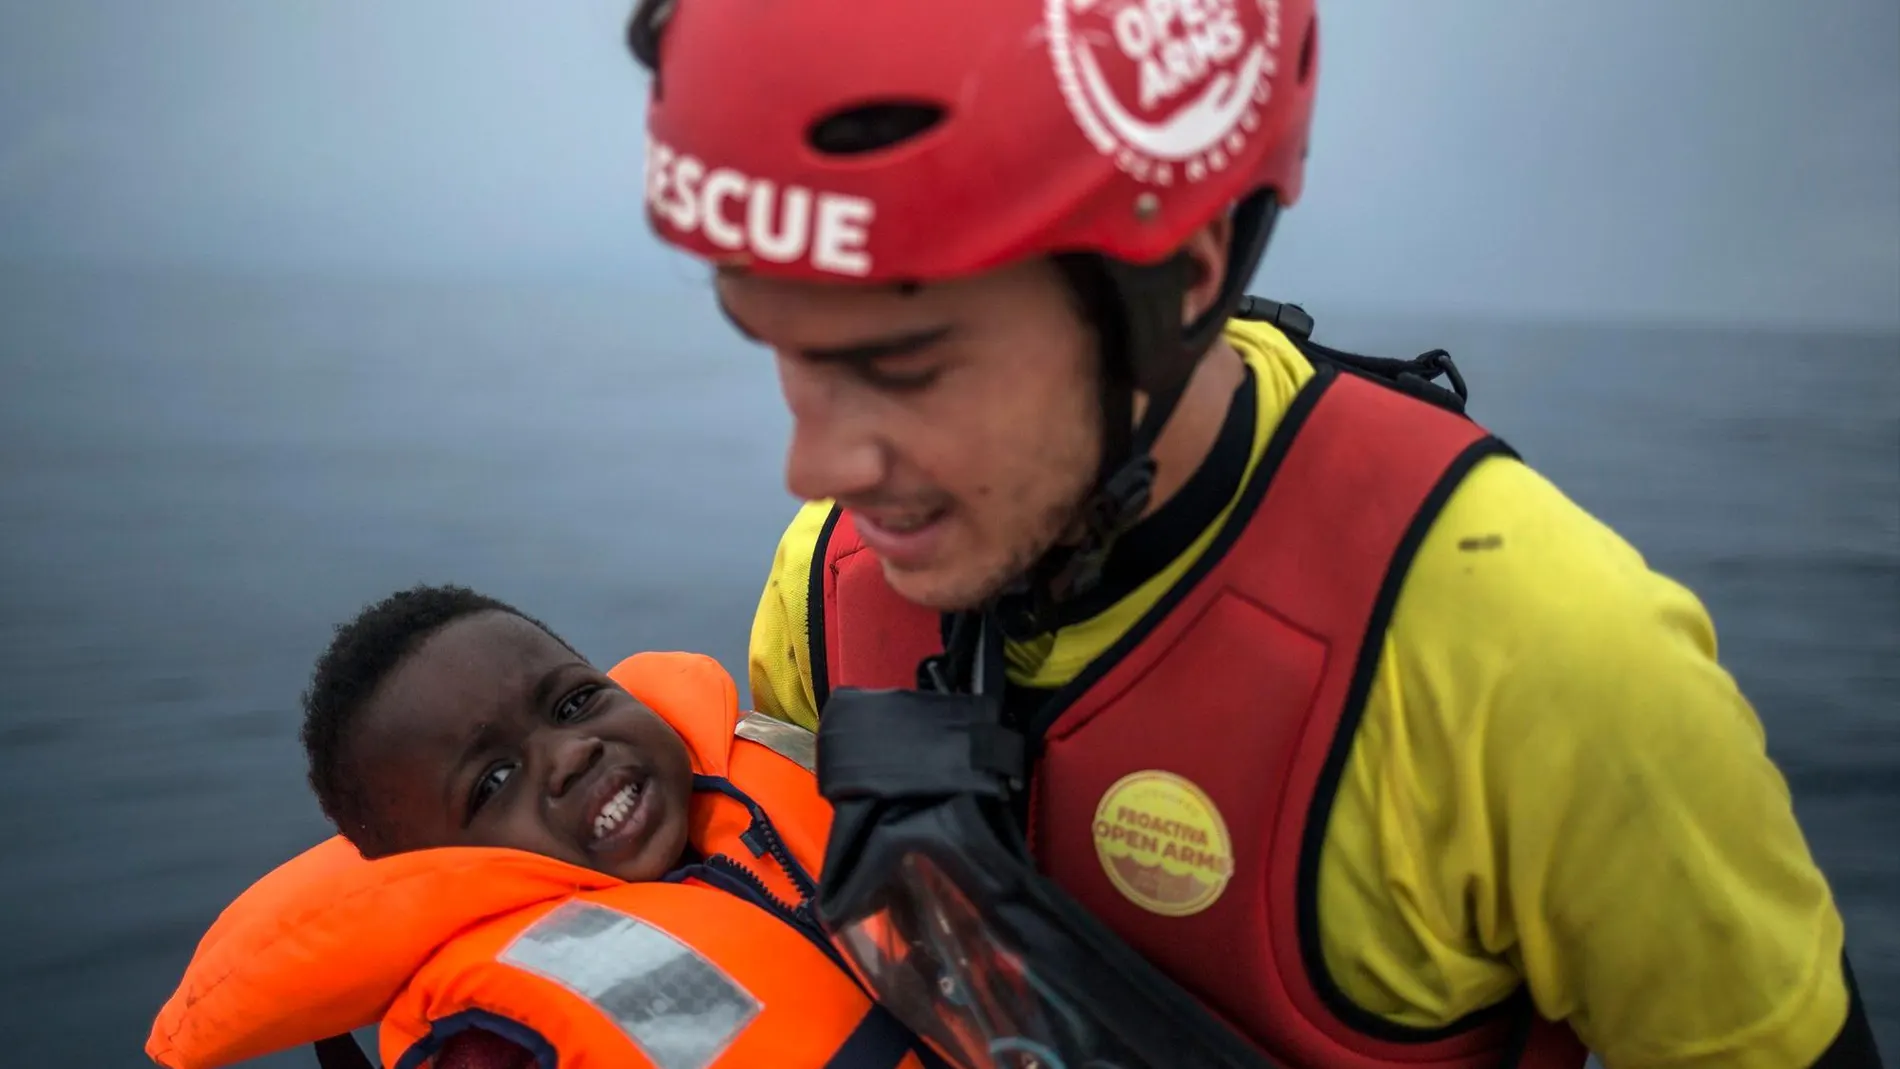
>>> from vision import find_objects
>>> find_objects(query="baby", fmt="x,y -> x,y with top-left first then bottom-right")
149,584 -> 944,1069
301,584 -> 695,880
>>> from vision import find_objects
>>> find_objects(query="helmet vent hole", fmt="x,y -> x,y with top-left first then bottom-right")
1296,19 -> 1316,85
807,102 -> 947,157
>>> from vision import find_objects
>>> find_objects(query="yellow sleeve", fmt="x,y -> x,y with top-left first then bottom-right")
1355,456 -> 1848,1069
745,500 -> 834,732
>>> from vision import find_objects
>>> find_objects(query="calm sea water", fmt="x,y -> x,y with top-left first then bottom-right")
1,269 -> 1894,1063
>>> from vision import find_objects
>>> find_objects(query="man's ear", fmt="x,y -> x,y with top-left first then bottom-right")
1178,214 -> 1236,326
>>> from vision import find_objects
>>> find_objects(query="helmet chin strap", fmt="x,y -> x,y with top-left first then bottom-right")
990,192 -> 1282,644
920,192 -> 1280,696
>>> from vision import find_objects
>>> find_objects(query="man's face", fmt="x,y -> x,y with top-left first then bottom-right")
717,258 -> 1102,611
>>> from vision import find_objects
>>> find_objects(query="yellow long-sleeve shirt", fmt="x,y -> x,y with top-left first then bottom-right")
746,318 -> 1849,1069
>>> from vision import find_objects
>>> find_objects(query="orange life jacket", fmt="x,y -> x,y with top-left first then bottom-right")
812,365 -> 1591,1069
147,651 -> 939,1069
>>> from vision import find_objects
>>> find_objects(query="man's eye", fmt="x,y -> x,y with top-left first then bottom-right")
867,369 -> 940,392
469,762 -> 516,813
555,685 -> 602,723
851,357 -> 942,393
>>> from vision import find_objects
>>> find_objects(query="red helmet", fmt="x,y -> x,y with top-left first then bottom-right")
631,0 -> 1319,284
627,0 -> 1321,623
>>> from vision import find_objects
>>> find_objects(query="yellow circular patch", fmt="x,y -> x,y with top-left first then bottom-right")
1091,770 -> 1234,917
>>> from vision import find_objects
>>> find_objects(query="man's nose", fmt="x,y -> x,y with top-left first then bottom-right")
543,731 -> 604,799
779,359 -> 886,502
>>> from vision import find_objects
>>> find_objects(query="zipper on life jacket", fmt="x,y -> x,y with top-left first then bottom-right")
677,777 -> 960,1068
690,774 -> 821,894
664,775 -> 842,969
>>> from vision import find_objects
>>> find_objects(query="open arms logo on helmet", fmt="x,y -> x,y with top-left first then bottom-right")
643,133 -> 879,277
1047,0 -> 1282,188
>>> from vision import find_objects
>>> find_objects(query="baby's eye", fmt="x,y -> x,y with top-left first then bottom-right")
554,684 -> 602,723
469,762 -> 517,813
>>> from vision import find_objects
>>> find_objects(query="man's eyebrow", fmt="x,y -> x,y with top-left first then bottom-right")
714,296 -> 952,362
800,326 -> 954,363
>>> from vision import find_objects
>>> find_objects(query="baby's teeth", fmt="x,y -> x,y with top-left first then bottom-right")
593,784 -> 638,838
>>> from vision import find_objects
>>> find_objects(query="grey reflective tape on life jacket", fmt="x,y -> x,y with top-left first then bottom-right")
498,900 -> 762,1069
735,710 -> 817,774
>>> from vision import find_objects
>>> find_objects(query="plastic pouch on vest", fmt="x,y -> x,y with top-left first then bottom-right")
816,687 -> 1280,1069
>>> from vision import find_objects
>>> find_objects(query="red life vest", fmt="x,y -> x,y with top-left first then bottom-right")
812,364 -> 1590,1069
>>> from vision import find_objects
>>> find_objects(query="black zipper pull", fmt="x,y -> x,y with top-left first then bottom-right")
739,826 -> 768,857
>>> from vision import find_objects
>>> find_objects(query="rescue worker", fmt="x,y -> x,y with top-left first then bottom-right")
624,0 -> 1884,1066
147,584 -> 946,1069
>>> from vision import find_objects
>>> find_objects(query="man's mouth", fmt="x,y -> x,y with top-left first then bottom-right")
855,505 -> 950,531
863,508 -> 945,534
850,504 -> 953,570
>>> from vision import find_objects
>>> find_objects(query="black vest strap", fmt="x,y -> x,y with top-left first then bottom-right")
1233,297 -> 1470,416
314,1034 -> 375,1069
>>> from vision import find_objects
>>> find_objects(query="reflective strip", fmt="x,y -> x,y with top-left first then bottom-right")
498,900 -> 762,1069
736,711 -> 818,773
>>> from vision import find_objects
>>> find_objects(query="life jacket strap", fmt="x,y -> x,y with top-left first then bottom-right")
313,1034 -> 374,1069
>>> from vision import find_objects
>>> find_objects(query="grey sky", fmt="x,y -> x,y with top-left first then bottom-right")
1,0 -> 1895,329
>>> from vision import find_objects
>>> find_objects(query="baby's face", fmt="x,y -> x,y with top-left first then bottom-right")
348,611 -> 693,881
